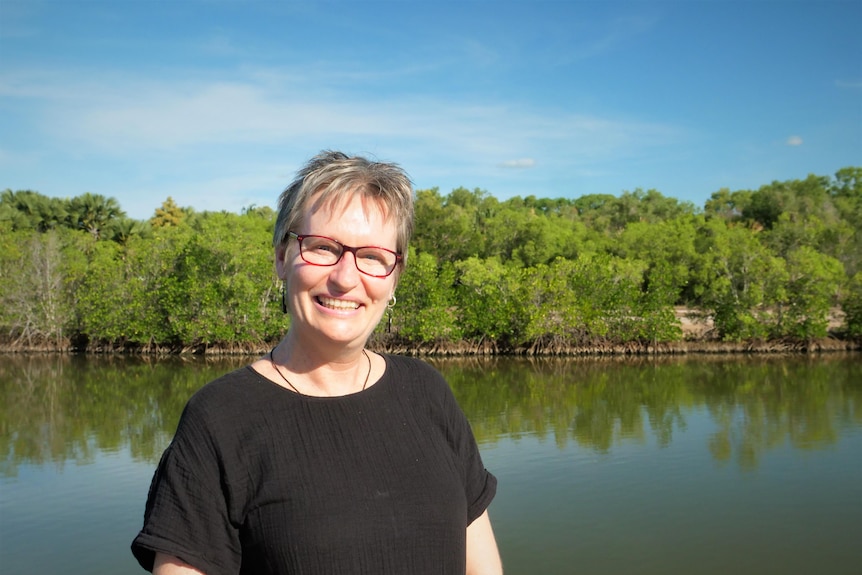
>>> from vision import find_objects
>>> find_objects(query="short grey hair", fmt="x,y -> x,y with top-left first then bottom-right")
273,151 -> 414,268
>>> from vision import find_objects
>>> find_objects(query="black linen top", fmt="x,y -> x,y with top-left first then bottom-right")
131,354 -> 496,574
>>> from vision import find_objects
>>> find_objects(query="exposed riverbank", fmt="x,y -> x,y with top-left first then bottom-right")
3,308 -> 858,356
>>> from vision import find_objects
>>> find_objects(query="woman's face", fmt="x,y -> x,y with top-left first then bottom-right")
276,193 -> 398,353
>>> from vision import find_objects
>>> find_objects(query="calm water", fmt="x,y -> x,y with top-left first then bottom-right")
1,354 -> 860,574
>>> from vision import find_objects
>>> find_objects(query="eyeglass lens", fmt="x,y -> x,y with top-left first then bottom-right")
297,235 -> 397,277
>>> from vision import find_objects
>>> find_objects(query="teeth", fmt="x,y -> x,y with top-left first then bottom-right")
318,296 -> 360,310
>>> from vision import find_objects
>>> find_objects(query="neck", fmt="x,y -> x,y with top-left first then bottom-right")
269,337 -> 371,397
281,327 -> 368,367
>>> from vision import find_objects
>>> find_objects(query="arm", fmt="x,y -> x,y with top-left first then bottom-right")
153,553 -> 206,575
466,510 -> 503,575
132,383 -> 244,575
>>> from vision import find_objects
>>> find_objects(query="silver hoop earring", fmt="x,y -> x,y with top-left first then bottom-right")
386,295 -> 396,333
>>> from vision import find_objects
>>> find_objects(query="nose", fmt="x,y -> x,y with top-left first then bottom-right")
328,249 -> 361,290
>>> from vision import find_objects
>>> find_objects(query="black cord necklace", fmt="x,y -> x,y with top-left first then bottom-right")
269,346 -> 371,396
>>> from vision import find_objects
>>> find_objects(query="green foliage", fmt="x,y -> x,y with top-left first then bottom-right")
618,215 -> 702,302
777,246 -> 844,338
394,249 -> 460,343
574,188 -> 696,233
634,260 -> 684,343
76,235 -> 169,344
515,254 -> 679,348
413,187 -> 488,261
156,211 -> 281,346
829,167 -> 862,277
695,218 -> 788,340
67,192 -> 126,239
1,189 -> 69,231
843,272 -> 862,339
704,187 -> 751,221
454,257 -> 524,348
519,257 -> 623,345
743,185 -> 784,229
1,167 -> 859,351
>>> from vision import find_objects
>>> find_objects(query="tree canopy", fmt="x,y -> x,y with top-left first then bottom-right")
1,167 -> 860,353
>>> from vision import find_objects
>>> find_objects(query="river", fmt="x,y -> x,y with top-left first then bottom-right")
1,353 -> 860,574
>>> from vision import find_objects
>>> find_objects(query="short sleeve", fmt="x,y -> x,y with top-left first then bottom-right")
131,395 -> 243,575
410,358 -> 497,525
446,390 -> 497,524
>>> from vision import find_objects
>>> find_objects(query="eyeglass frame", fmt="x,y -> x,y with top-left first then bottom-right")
287,231 -> 403,278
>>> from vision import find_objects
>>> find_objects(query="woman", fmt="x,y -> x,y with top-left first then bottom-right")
131,151 -> 501,574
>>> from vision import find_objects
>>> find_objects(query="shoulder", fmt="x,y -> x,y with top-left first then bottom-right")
383,355 -> 450,394
185,366 -> 265,411
381,354 -> 461,419
173,367 -> 271,439
166,367 -> 278,473
186,367 -> 253,412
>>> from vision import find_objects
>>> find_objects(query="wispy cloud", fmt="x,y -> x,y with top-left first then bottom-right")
197,29 -> 246,57
552,14 -> 658,65
786,135 -> 803,146
8,65 -> 681,159
462,39 -> 499,67
835,79 -> 862,89
499,158 -> 536,169
2,63 -> 685,216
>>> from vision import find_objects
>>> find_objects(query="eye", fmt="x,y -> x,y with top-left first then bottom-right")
304,237 -> 341,255
360,250 -> 387,264
316,243 -> 339,254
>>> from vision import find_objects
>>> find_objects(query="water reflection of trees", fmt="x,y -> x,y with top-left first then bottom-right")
694,358 -> 862,470
434,355 -> 862,468
0,354 -> 859,476
0,355 -> 245,477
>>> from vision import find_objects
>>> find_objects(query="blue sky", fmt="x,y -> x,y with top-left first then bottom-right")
2,0 -> 860,220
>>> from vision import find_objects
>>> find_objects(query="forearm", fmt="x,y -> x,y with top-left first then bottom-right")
466,510 -> 503,575
153,553 -> 206,575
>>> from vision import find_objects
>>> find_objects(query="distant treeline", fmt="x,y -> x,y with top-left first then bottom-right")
1,167 -> 861,354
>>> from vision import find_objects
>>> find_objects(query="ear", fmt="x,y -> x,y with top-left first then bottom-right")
390,268 -> 402,291
275,246 -> 288,279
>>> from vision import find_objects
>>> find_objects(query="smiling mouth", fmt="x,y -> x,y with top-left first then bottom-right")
317,296 -> 360,310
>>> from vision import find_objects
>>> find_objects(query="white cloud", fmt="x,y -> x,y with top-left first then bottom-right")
499,158 -> 536,169
2,64 -> 686,216
463,39 -> 499,67
835,79 -> 862,89
552,14 -> 658,65
9,65 -> 680,163
786,135 -> 803,146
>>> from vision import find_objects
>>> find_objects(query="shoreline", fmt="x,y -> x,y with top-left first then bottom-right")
2,307 -> 858,356
1,335 -> 858,356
